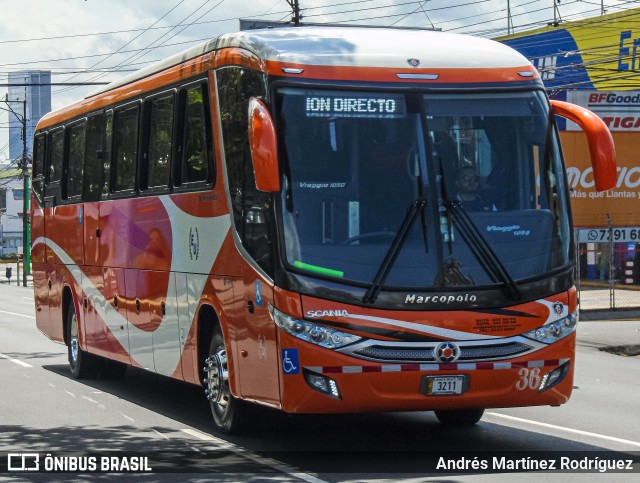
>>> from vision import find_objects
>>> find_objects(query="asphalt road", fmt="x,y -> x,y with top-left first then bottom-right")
1,282 -> 639,482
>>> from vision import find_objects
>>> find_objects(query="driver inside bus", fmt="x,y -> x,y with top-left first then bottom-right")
454,166 -> 497,212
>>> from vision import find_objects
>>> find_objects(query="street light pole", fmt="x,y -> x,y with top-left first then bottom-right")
21,97 -> 30,288
287,0 -> 301,26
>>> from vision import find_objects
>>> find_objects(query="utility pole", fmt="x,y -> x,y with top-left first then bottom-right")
287,0 -> 301,26
21,96 -> 29,288
507,0 -> 514,35
2,95 -> 30,287
553,0 -> 562,27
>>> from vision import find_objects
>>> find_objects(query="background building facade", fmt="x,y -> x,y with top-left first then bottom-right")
0,170 -> 24,256
2,70 -> 51,256
8,70 -> 51,162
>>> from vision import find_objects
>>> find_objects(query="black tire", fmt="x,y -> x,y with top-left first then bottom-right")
434,408 -> 485,426
67,299 -> 100,379
203,327 -> 250,434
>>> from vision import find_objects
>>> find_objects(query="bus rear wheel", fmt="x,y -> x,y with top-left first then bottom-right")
203,327 -> 249,434
434,408 -> 485,426
67,300 -> 99,379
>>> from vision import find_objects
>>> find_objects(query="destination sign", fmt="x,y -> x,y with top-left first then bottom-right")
305,94 -> 405,118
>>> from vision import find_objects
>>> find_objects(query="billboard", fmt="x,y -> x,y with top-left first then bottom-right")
499,9 -> 640,229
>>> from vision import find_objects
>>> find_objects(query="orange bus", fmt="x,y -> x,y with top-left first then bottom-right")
30,27 -> 615,433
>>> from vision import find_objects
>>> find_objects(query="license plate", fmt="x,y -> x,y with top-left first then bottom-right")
421,375 -> 467,396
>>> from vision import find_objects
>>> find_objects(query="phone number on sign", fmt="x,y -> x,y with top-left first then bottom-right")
577,228 -> 640,243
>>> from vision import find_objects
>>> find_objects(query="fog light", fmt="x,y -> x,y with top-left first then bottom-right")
304,370 -> 341,399
538,360 -> 570,393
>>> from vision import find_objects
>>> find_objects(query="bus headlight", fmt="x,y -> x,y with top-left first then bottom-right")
270,306 -> 362,349
523,311 -> 578,344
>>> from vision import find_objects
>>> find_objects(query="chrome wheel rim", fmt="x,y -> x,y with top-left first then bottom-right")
69,312 -> 79,364
204,348 -> 230,417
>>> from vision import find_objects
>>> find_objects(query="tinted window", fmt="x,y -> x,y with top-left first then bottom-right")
84,113 -> 105,202
176,83 -> 213,185
113,105 -> 139,192
146,94 -> 174,189
103,112 -> 113,197
32,135 -> 46,201
48,129 -> 64,183
66,122 -> 86,199
217,67 -> 273,274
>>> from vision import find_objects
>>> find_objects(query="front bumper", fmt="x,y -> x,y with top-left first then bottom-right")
277,330 -> 575,414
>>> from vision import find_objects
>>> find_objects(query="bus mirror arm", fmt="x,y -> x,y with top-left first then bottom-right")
550,99 -> 617,192
248,97 -> 281,192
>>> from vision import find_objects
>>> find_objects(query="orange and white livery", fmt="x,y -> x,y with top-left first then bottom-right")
30,27 -> 616,432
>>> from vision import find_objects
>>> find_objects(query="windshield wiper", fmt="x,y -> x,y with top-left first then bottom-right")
363,198 -> 426,304
443,200 -> 523,301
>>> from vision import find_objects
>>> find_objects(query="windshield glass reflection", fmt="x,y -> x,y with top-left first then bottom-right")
276,88 -> 571,290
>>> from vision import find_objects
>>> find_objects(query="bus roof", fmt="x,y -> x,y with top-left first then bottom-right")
88,27 -> 533,98
221,26 -> 531,69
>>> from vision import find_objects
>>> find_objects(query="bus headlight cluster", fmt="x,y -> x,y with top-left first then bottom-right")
523,311 -> 578,344
271,306 -> 362,349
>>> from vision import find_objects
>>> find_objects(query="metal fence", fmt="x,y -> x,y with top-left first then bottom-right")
576,234 -> 640,311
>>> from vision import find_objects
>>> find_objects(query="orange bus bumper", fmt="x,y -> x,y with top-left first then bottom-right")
278,331 -> 575,414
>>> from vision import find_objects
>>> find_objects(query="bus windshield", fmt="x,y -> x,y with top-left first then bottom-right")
276,88 -> 571,290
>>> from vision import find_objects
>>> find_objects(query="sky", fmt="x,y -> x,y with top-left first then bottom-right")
1,0 -> 638,164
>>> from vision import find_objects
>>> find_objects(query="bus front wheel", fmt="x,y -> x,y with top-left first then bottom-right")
434,408 -> 485,426
67,300 -> 99,379
204,327 -> 249,433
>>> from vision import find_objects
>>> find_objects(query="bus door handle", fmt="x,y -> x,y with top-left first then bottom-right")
247,300 -> 255,314
135,298 -> 141,314
113,296 -> 118,309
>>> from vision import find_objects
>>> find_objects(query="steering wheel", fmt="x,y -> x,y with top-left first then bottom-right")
344,231 -> 396,245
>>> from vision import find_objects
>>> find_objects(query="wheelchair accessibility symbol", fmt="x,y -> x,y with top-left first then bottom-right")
282,349 -> 300,375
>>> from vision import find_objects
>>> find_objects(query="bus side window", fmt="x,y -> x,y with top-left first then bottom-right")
64,120 -> 86,201
112,103 -> 140,194
46,128 -> 64,204
83,113 -> 105,202
174,81 -> 213,187
102,111 -> 113,197
32,135 -> 46,202
141,92 -> 174,191
217,67 -> 274,275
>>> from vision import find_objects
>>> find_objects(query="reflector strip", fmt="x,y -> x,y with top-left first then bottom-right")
305,358 -> 569,374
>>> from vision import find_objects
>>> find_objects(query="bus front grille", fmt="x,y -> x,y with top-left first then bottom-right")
342,340 -> 537,363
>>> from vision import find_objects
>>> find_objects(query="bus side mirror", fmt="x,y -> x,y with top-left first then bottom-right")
248,97 -> 280,192
550,99 -> 616,192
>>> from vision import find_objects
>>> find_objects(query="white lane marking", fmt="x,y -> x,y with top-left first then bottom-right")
48,383 -> 55,387
121,413 -> 135,423
65,391 -> 76,398
0,352 -> 32,367
81,395 -> 105,409
487,412 -> 640,448
181,428 -> 327,483
0,310 -> 35,319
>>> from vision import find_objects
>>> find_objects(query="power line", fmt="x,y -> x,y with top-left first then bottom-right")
53,0 -> 191,94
